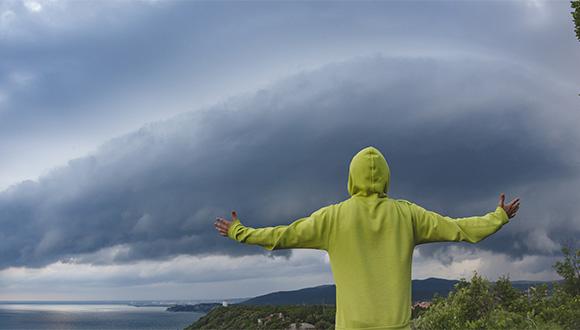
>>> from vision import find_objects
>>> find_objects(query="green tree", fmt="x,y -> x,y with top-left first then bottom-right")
413,243 -> 580,330
573,0 -> 580,97
552,242 -> 580,296
493,275 -> 522,312
572,0 -> 580,42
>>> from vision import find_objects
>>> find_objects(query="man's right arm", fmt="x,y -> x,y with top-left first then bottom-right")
402,200 -> 510,245
226,206 -> 333,251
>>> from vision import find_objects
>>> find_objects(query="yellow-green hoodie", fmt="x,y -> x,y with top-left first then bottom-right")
228,146 -> 510,330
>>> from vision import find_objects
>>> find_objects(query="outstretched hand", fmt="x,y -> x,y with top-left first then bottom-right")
214,211 -> 238,237
498,193 -> 520,219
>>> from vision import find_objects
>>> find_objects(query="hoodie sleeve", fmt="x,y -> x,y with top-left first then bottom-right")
227,206 -> 333,251
405,201 -> 510,245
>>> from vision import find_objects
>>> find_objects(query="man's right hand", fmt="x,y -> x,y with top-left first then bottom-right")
499,193 -> 520,219
214,211 -> 238,237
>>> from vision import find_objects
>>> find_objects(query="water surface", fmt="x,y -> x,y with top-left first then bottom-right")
0,303 -> 204,330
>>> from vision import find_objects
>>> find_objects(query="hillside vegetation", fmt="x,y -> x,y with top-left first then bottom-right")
185,304 -> 335,330
186,244 -> 579,329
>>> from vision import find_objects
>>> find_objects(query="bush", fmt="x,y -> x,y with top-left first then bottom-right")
414,244 -> 580,330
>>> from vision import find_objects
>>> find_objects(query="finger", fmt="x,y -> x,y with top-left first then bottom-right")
231,211 -> 238,220
215,222 -> 229,230
510,205 -> 519,214
509,198 -> 519,206
215,218 -> 231,225
214,220 -> 227,227
499,193 -> 505,207
216,226 -> 228,234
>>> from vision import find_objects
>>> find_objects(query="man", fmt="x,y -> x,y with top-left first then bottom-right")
214,146 -> 520,330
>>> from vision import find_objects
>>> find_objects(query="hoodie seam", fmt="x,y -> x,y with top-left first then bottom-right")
370,149 -> 375,194
326,205 -> 333,252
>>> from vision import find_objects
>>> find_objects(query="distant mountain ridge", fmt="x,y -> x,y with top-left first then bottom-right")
237,278 -> 556,305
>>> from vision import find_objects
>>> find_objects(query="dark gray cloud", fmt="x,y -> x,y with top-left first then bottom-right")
1,54 -> 578,270
2,0 -> 579,192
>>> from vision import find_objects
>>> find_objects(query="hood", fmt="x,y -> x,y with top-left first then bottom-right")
347,146 -> 390,198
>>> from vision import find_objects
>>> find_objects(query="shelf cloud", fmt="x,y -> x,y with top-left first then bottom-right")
1,55 -> 578,271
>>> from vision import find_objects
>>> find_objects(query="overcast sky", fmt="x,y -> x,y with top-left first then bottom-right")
0,0 -> 579,300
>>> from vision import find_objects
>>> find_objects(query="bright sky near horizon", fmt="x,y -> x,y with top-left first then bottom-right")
0,0 -> 579,300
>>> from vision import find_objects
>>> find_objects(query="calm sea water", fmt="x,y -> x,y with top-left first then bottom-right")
0,303 -> 204,330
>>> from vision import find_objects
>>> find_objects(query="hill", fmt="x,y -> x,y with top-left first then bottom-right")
183,278 -> 561,329
239,278 -> 462,305
184,304 -> 335,330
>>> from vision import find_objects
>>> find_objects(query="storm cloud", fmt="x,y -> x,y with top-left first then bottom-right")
1,54 -> 578,271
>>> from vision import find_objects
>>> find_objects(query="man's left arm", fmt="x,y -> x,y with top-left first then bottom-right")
227,206 -> 333,251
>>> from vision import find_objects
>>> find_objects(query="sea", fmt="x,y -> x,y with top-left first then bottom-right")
0,301 -> 206,330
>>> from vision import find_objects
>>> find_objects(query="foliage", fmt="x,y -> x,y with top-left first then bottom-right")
411,305 -> 429,319
185,304 -> 336,330
572,0 -> 580,42
413,244 -> 580,330
553,242 -> 580,296
186,244 -> 580,329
